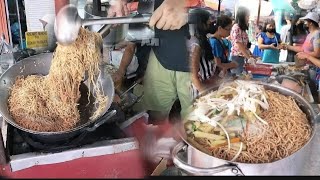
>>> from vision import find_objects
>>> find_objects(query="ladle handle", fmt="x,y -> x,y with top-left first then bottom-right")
98,24 -> 112,38
82,14 -> 151,26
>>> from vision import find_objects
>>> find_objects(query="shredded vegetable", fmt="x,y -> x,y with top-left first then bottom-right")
185,80 -> 311,163
185,80 -> 270,160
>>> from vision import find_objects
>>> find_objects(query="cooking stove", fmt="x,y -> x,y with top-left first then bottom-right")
7,102 -> 127,155
0,102 -> 149,176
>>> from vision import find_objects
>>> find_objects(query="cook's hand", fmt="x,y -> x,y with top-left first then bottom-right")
296,52 -> 310,60
107,0 -> 130,17
149,0 -> 188,30
113,94 -> 121,104
112,69 -> 125,83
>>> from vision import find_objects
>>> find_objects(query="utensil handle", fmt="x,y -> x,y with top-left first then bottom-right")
120,78 -> 143,98
86,110 -> 117,132
98,24 -> 112,38
172,142 -> 244,176
0,128 -> 8,165
83,14 -> 151,26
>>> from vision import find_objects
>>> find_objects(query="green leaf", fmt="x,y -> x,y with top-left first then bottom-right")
215,109 -> 222,115
192,123 -> 197,132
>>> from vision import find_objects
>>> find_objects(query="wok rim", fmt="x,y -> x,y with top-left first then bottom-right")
176,80 -> 316,165
0,53 -> 115,135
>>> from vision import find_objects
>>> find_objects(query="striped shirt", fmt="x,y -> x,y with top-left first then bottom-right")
187,36 -> 216,99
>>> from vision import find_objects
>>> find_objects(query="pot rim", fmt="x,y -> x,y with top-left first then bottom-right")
175,81 -> 317,165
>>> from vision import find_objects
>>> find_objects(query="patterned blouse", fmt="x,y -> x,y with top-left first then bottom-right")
230,23 -> 249,57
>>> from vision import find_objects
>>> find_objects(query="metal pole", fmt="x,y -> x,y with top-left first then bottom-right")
256,0 -> 261,25
218,0 -> 222,15
15,0 -> 24,49
4,0 -> 12,46
93,0 -> 102,13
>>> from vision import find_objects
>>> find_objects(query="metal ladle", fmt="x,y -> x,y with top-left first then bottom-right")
54,4 -> 151,46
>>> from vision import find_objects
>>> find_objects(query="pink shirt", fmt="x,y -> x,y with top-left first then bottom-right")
230,23 -> 249,57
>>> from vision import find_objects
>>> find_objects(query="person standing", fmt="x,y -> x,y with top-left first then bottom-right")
252,25 -> 263,58
283,12 -> 320,86
284,12 -> 320,59
258,18 -> 283,63
284,15 -> 308,62
105,0 -> 194,124
142,0 -> 193,124
230,6 -> 251,75
189,9 -> 215,99
280,13 -> 293,43
208,15 -> 237,78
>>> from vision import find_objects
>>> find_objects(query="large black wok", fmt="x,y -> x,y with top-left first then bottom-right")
0,53 -> 115,144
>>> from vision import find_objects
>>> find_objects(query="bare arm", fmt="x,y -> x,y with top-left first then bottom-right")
286,44 -> 320,58
190,45 -> 205,92
308,46 -> 320,58
235,42 -> 251,59
286,44 -> 303,53
119,43 -> 136,72
214,57 -> 238,70
113,42 -> 136,82
257,36 -> 278,50
297,52 -> 320,67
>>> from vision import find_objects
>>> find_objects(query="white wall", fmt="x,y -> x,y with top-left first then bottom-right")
24,0 -> 55,32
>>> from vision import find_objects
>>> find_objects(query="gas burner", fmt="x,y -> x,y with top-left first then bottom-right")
16,129 -> 91,153
8,103 -> 128,155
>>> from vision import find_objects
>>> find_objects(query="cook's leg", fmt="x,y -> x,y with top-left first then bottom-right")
176,71 -> 192,120
142,49 -> 177,124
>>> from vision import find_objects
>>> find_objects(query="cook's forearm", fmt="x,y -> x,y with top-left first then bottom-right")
118,44 -> 136,73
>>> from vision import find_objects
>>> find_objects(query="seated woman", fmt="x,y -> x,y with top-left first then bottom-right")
258,19 -> 283,63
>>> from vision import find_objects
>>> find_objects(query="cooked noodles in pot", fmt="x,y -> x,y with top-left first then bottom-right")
185,80 -> 312,163
8,28 -> 108,132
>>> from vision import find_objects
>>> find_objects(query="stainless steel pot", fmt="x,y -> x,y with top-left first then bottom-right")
172,82 -> 318,175
0,53 -> 115,143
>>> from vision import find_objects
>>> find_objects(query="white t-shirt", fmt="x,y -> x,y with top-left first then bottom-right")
280,24 -> 291,43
